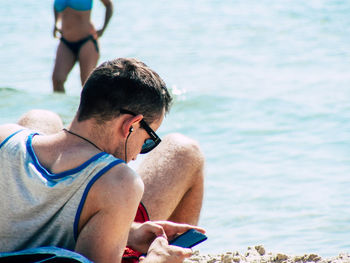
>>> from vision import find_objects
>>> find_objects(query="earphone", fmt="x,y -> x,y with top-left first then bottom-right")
125,126 -> 134,163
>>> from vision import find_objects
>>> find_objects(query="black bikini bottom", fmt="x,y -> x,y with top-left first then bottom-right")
60,35 -> 99,56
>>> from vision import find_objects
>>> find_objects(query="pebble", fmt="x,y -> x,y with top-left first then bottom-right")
184,246 -> 350,263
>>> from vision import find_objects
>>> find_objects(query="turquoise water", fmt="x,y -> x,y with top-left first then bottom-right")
1,0 -> 350,257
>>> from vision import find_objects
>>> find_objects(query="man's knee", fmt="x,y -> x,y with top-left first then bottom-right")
17,109 -> 63,134
162,133 -> 205,173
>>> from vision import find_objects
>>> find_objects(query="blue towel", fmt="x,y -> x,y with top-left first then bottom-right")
0,246 -> 92,262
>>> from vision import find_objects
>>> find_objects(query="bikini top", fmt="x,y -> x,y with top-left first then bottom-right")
54,0 -> 93,12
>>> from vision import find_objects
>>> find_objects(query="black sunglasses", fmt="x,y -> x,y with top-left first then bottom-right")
119,109 -> 161,154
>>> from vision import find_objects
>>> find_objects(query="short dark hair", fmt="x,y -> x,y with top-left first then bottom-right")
77,58 -> 172,124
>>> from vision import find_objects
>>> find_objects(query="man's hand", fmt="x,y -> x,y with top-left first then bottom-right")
140,236 -> 193,263
153,221 -> 206,241
127,221 -> 166,253
127,221 -> 206,253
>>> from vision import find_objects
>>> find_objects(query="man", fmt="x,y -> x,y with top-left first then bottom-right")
0,58 -> 205,263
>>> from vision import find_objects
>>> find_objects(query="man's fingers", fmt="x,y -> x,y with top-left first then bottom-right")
156,238 -> 193,258
181,247 -> 193,257
185,225 -> 206,234
144,221 -> 167,239
170,246 -> 193,258
155,235 -> 168,243
154,221 -> 206,235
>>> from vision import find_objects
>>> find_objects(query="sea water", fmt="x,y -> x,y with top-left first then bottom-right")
1,0 -> 350,257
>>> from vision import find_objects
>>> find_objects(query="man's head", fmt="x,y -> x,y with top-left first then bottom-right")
76,58 -> 173,161
77,58 -> 172,124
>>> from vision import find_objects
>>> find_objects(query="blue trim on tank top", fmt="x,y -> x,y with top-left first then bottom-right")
73,159 -> 125,240
0,129 -> 25,150
26,133 -> 109,180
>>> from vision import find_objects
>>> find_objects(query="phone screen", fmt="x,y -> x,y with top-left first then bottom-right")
169,229 -> 207,248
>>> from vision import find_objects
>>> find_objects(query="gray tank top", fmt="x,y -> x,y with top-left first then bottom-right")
0,129 -> 124,252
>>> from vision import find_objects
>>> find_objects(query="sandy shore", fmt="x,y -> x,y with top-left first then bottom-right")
185,246 -> 350,263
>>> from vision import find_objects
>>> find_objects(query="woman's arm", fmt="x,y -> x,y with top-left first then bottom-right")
53,6 -> 61,38
97,0 -> 113,37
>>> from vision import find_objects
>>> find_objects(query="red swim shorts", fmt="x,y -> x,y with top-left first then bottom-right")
122,202 -> 150,263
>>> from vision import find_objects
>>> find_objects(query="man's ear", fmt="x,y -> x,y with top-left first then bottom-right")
122,114 -> 143,138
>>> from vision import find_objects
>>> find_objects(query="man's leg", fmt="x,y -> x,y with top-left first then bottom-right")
137,133 -> 205,225
17,109 -> 64,135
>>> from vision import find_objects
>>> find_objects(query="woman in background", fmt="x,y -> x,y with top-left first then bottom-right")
52,0 -> 113,92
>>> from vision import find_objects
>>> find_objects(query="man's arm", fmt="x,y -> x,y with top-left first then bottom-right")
75,164 -> 144,263
97,0 -> 113,37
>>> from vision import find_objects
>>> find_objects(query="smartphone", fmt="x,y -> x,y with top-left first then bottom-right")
169,229 -> 207,248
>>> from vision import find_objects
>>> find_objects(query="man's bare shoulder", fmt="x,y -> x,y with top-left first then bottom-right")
92,163 -> 144,203
81,163 -> 145,219
0,124 -> 26,143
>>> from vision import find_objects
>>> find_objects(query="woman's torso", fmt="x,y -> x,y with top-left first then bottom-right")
55,0 -> 96,41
